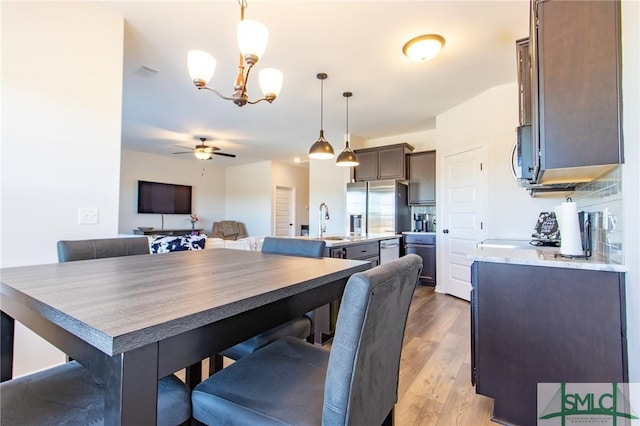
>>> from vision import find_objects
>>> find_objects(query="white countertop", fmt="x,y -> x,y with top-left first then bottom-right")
468,242 -> 626,272
295,234 -> 401,247
402,231 -> 437,235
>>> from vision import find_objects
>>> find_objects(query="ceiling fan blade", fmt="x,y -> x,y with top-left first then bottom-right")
173,145 -> 195,151
172,151 -> 193,155
214,152 -> 237,158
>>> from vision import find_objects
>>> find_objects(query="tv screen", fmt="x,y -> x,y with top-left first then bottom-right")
137,181 -> 192,214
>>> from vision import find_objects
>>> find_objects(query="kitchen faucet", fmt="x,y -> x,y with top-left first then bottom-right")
318,203 -> 330,238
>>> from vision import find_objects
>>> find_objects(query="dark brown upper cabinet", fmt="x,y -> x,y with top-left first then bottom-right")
532,0 -> 623,185
353,143 -> 414,182
408,151 -> 436,205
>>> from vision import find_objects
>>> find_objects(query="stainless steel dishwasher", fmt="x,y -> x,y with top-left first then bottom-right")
379,238 -> 400,264
403,232 -> 436,286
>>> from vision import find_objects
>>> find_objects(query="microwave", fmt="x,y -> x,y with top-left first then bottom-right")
511,124 -> 536,185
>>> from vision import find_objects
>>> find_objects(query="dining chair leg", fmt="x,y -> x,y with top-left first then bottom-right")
208,354 -> 224,376
1,311 -> 14,382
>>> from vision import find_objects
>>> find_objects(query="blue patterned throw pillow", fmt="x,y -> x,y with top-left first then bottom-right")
151,235 -> 207,253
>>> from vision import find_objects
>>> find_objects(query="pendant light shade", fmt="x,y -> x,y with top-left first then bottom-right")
237,19 -> 268,62
336,91 -> 359,167
188,50 -> 216,86
258,67 -> 284,98
309,73 -> 335,159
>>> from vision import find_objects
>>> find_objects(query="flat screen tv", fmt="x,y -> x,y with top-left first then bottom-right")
137,180 -> 192,214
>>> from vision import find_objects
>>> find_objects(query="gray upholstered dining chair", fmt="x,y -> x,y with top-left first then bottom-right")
0,360 -> 191,425
192,254 -> 423,425
210,237 -> 326,373
57,236 -> 151,261
0,236 -> 192,425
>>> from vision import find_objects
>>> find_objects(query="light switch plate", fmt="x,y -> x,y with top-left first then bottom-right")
78,207 -> 99,224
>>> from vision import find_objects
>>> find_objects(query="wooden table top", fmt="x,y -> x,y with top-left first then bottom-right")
0,249 -> 369,356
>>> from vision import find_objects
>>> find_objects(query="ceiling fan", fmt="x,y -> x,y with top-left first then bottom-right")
172,137 -> 237,160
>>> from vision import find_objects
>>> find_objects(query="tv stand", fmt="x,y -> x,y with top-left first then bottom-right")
133,229 -> 202,236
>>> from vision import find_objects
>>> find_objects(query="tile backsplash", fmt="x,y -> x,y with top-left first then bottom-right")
571,166 -> 624,264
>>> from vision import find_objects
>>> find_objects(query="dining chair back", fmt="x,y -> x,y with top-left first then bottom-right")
213,238 -> 326,368
261,236 -> 326,257
192,254 -> 423,425
57,237 -> 150,262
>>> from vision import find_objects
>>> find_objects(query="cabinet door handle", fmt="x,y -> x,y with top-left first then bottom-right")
443,229 -> 449,234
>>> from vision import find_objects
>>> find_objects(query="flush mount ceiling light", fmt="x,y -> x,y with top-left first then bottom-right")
402,34 -> 446,62
187,0 -> 283,107
308,73 -> 335,160
336,92 -> 359,167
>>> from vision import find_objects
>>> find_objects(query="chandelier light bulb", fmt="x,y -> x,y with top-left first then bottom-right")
259,68 -> 283,98
237,19 -> 268,62
188,50 -> 216,85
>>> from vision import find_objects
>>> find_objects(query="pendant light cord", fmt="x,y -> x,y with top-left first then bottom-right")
345,94 -> 349,146
320,78 -> 324,131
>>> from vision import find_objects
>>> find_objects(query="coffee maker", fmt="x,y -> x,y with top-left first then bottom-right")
413,213 -> 426,232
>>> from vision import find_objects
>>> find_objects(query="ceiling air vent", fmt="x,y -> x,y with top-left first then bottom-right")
133,65 -> 158,79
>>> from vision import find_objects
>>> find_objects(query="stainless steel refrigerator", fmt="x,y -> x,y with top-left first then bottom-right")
346,180 -> 411,235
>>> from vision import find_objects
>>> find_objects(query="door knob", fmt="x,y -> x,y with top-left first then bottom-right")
443,229 -> 449,234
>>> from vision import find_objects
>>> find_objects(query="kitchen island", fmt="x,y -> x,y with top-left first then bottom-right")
295,234 -> 403,267
468,245 -> 627,426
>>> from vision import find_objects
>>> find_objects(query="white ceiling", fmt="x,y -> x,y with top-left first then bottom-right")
105,0 -> 530,166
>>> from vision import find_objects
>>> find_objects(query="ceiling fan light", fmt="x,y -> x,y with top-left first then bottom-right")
188,50 -> 216,85
403,34 -> 445,62
237,19 -> 268,61
259,68 -> 283,98
194,146 -> 212,160
308,131 -> 335,160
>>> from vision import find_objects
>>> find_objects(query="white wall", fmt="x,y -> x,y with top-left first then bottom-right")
1,2 -> 124,375
225,161 -> 272,236
271,162 -> 310,235
621,0 -> 640,394
119,150 -> 226,235
309,159 -> 351,237
436,82 -> 561,240
363,129 -> 437,153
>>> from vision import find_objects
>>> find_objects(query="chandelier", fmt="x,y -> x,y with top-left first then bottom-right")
187,0 -> 283,107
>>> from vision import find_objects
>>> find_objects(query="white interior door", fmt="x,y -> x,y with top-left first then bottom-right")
439,147 -> 485,301
275,186 -> 295,236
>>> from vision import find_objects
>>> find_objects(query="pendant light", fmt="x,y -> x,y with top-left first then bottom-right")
308,73 -> 335,159
336,91 -> 359,167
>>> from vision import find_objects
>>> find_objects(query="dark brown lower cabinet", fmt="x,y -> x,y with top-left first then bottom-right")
471,262 -> 627,426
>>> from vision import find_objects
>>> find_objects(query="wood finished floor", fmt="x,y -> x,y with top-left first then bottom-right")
182,285 -> 496,425
395,285 -> 495,426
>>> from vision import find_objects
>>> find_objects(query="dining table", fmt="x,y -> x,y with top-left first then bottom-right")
0,248 -> 370,425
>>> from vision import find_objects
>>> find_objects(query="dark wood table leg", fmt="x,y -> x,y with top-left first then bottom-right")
185,361 -> 203,389
209,354 -> 224,376
103,343 -> 158,425
1,311 -> 15,382
313,304 -> 331,345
